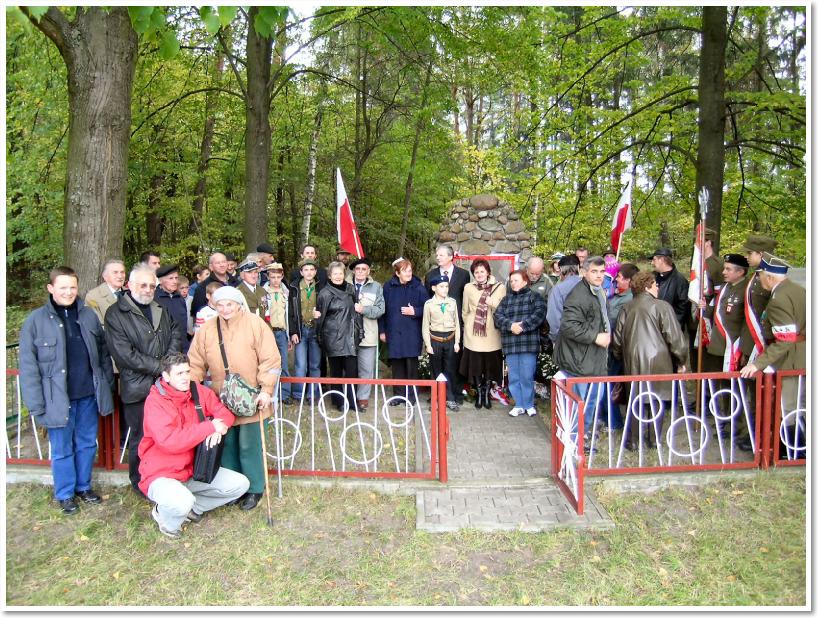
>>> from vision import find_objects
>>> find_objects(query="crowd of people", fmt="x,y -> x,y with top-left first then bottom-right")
18,234 -> 805,537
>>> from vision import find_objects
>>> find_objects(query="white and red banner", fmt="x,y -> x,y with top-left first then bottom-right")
336,168 -> 364,258
688,222 -> 709,304
610,182 -> 632,255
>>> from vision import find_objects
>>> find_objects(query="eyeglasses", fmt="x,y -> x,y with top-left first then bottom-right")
136,283 -> 157,290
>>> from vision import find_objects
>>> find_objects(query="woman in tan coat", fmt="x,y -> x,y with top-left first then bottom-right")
460,259 -> 506,409
188,286 -> 280,511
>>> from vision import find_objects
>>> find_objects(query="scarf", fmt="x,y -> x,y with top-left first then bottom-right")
472,281 -> 496,337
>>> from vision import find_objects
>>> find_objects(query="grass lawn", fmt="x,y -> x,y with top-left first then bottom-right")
5,471 -> 806,607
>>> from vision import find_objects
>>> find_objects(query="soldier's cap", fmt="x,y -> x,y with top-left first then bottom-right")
757,256 -> 790,275
430,274 -> 449,287
238,260 -> 259,273
256,242 -> 275,255
156,264 -> 179,278
742,234 -> 776,254
263,262 -> 284,273
703,227 -> 718,243
603,247 -> 617,257
550,252 -> 565,261
336,248 -> 351,255
299,258 -> 318,269
723,253 -> 748,270
349,257 -> 372,270
558,254 -> 580,268
647,247 -> 673,260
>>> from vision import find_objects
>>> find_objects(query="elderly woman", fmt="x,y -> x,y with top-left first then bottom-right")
188,286 -> 280,511
314,261 -> 360,410
379,258 -> 428,404
461,259 -> 506,409
612,271 -> 688,448
493,269 -> 548,417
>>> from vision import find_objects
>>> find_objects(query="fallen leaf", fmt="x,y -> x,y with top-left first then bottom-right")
726,575 -> 737,582
102,495 -> 111,500
369,493 -> 377,500
79,534 -> 89,541
479,565 -> 488,572
589,539 -> 598,546
658,567 -> 668,577
591,555 -> 601,563
731,490 -> 744,496
184,542 -> 191,548
759,547 -> 769,553
521,594 -> 531,605
112,571 -> 120,580
687,529 -> 697,537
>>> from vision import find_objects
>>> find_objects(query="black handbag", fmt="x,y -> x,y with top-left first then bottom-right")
191,381 -> 224,484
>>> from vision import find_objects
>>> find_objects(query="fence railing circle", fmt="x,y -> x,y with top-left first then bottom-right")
266,417 -> 303,461
317,390 -> 350,423
339,422 -> 383,466
381,396 -> 416,428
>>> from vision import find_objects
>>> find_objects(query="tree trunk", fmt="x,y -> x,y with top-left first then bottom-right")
695,6 -> 727,239
302,103 -> 323,245
189,45 -> 225,239
244,6 -> 273,252
399,58 -> 433,257
25,7 -> 137,295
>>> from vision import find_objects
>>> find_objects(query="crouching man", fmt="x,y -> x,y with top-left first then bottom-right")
138,352 -> 249,538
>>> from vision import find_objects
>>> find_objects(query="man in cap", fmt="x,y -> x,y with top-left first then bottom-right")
740,256 -> 805,458
649,247 -> 690,333
256,243 -> 275,286
105,263 -> 183,496
701,253 -> 751,450
289,243 -> 328,287
237,256 -> 268,319
349,257 -> 385,409
738,234 -> 777,366
263,262 -> 300,404
155,264 -> 189,351
702,228 -> 724,304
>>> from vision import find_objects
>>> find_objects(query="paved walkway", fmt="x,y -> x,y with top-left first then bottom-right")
414,400 -> 613,533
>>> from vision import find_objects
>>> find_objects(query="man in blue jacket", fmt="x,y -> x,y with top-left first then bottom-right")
20,266 -> 115,514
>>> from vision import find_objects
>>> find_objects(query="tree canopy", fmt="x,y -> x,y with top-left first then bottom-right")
6,6 -> 806,303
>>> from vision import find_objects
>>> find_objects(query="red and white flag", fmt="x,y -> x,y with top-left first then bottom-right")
610,182 -> 632,254
688,222 -> 711,347
336,168 -> 363,258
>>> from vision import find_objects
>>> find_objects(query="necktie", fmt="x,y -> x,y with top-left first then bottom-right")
355,283 -> 362,299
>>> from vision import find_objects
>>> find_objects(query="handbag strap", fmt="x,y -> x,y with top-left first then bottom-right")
190,381 -> 205,422
215,318 -> 231,375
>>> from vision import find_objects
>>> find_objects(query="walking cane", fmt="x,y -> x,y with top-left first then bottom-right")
257,388 -> 275,528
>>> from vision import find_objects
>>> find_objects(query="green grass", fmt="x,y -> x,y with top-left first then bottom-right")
5,472 -> 806,606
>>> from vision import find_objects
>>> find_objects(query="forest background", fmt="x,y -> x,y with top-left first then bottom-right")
5,5 -> 806,306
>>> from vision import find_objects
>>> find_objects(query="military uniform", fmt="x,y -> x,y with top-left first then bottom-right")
739,234 -> 776,364
704,277 -> 747,371
238,281 -> 269,319
705,254 -> 724,303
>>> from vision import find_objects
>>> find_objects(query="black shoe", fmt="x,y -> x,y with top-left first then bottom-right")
474,385 -> 482,409
240,492 -> 262,511
225,495 -> 242,506
76,489 -> 102,504
282,396 -> 293,406
624,440 -> 637,452
735,438 -> 753,452
482,385 -> 492,409
184,509 -> 203,523
58,498 -> 79,515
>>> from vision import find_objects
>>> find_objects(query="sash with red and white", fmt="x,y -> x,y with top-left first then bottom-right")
713,284 -> 741,371
743,276 -> 766,363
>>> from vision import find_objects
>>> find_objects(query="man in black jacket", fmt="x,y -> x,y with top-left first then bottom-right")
190,252 -> 240,319
649,248 -> 690,333
104,263 -> 183,495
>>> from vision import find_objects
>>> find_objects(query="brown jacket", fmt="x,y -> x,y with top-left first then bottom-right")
188,311 -> 281,425
612,291 -> 688,400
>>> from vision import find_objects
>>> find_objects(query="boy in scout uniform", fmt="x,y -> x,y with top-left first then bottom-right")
740,256 -> 805,458
422,274 -> 461,412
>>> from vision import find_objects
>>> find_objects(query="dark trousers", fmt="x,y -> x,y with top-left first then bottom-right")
123,399 -> 147,490
328,355 -> 358,408
429,333 -> 458,402
390,357 -> 419,404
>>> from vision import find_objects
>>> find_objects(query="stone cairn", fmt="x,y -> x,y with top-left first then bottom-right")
431,194 -> 533,265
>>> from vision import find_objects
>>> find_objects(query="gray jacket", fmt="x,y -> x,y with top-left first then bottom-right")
19,298 -> 115,428
352,278 -> 385,347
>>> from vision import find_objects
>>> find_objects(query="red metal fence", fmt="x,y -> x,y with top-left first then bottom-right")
551,369 -> 806,515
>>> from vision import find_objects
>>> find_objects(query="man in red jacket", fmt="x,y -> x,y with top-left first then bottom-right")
138,352 -> 249,538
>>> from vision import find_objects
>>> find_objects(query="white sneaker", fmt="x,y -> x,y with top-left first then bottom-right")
508,407 -> 525,417
526,407 -> 538,417
151,504 -> 182,539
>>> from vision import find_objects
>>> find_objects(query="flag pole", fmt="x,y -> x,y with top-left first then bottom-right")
695,187 -> 709,421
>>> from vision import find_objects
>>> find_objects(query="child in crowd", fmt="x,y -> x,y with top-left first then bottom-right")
194,281 -> 221,332
422,274 -> 461,411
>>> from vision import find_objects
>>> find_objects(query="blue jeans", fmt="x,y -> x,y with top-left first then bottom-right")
569,380 -> 608,436
506,352 -> 537,410
47,395 -> 99,501
273,329 -> 292,399
294,324 -> 321,399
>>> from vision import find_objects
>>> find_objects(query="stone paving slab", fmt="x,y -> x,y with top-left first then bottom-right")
416,485 -> 614,533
